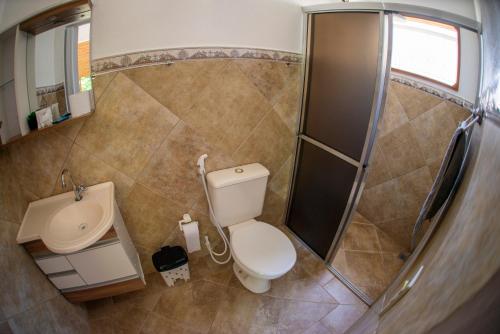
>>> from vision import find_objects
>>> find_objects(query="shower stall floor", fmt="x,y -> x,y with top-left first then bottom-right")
332,212 -> 406,301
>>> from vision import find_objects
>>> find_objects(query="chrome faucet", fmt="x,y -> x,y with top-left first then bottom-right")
61,169 -> 86,201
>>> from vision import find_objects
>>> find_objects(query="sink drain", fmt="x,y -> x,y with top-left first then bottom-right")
79,223 -> 87,231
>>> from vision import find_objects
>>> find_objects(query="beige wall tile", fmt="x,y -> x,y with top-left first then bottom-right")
365,143 -> 392,189
55,117 -> 86,142
183,61 -> 273,156
0,221 -> 59,318
269,155 -> 294,199
258,188 -> 287,226
357,179 -> 400,223
9,131 -> 72,199
411,101 -> 469,165
0,149 -> 27,224
53,143 -> 117,194
76,73 -> 179,178
52,144 -> 136,208
378,123 -> 426,178
379,83 -> 409,136
391,81 -> 442,120
92,72 -> 117,102
232,111 -> 294,176
138,121 -> 235,208
396,166 -> 433,219
272,79 -> 302,133
120,184 -> 187,249
235,60 -> 299,106
124,60 -> 227,118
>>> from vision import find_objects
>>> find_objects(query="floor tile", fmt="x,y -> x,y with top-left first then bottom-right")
277,300 -> 337,334
320,304 -> 367,334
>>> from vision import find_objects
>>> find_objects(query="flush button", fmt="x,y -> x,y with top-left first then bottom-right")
235,168 -> 244,173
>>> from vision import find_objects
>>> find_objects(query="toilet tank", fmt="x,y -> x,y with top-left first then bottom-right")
206,163 -> 270,227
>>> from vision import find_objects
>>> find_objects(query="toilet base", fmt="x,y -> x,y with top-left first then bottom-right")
233,262 -> 270,293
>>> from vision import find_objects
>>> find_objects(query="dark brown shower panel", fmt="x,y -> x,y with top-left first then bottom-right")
304,12 -> 380,160
286,11 -> 387,259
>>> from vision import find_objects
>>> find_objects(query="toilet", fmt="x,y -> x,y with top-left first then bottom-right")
206,163 -> 296,293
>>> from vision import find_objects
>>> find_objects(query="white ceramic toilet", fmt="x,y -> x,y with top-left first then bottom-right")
206,163 -> 296,293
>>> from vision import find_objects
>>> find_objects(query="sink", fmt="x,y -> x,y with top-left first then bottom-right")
17,182 -> 115,254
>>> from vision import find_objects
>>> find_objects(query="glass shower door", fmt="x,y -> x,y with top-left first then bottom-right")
286,11 -> 390,260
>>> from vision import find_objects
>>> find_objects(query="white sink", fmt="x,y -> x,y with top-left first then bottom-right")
17,182 -> 115,254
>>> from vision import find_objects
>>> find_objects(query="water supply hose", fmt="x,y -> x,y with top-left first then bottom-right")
197,154 -> 232,264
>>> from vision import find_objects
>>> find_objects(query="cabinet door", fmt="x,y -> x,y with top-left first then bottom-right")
35,255 -> 74,274
67,243 -> 137,285
49,271 -> 86,290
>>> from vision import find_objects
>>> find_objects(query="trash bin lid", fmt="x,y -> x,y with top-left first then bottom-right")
152,245 -> 188,272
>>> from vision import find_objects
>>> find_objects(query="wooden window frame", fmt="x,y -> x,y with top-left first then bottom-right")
391,16 -> 461,91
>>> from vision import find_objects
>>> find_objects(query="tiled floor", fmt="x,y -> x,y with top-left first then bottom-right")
331,212 -> 406,301
87,227 -> 367,334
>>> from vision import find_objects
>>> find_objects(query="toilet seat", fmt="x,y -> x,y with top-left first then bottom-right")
229,220 -> 296,279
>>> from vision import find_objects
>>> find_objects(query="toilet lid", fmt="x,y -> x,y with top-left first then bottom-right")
231,221 -> 296,278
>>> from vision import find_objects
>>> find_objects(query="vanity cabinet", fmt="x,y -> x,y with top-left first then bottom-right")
17,182 -> 145,303
23,217 -> 145,303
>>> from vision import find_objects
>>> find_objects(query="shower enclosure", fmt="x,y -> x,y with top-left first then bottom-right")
286,4 -> 480,304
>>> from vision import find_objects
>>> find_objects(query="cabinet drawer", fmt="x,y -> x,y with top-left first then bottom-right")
49,271 -> 86,290
67,243 -> 137,285
35,255 -> 73,274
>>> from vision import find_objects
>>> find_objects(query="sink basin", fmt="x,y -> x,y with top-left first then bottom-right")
44,201 -> 105,247
17,182 -> 115,254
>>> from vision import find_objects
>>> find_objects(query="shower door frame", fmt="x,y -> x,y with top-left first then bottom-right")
284,8 -> 392,304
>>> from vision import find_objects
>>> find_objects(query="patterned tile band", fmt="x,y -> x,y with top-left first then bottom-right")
91,46 -> 471,109
36,82 -> 65,96
91,47 -> 303,75
390,73 -> 475,110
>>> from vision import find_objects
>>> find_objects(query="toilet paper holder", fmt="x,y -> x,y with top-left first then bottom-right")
178,213 -> 193,231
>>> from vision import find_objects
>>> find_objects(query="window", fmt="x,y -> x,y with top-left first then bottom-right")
392,15 -> 460,90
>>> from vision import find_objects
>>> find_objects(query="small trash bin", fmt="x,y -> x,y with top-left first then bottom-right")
152,245 -> 190,287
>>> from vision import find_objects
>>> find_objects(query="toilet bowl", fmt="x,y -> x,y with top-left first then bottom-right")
205,163 -> 297,293
229,220 -> 296,293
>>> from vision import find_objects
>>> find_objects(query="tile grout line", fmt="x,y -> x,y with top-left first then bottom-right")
231,108 -> 271,161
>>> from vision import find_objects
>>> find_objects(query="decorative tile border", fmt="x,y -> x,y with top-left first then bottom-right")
91,47 -> 303,75
390,73 -> 474,110
36,82 -> 65,96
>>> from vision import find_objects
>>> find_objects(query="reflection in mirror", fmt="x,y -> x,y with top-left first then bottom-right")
330,14 -> 479,303
27,25 -> 67,120
26,20 -> 92,130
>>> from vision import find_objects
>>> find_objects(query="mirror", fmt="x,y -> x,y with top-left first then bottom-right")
26,20 -> 92,129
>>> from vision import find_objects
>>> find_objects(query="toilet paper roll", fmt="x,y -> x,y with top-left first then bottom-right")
182,221 -> 201,253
